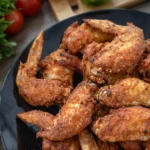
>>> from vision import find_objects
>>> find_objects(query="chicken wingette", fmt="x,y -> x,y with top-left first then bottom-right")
42,137 -> 80,150
95,78 -> 150,108
61,21 -> 114,54
93,106 -> 150,142
16,32 -> 73,106
82,19 -> 145,84
18,81 -> 97,141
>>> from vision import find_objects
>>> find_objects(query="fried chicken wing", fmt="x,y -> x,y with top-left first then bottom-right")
82,19 -> 145,84
16,32 -> 72,106
93,106 -> 150,142
119,141 -> 143,150
39,49 -> 74,86
42,137 -> 80,150
52,50 -> 82,74
18,81 -> 97,141
139,40 -> 150,80
95,78 -> 150,108
61,21 -> 114,54
78,128 -> 99,150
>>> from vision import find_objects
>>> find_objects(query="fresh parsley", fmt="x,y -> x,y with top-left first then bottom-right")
0,0 -> 16,63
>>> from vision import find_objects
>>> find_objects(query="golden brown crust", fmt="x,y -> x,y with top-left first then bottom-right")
18,81 -> 97,141
82,20 -> 145,84
39,49 -> 74,86
16,31 -> 44,87
42,139 -> 51,150
42,137 -> 80,150
145,39 -> 150,53
119,141 -> 143,150
95,78 -> 150,108
93,106 -> 150,142
16,33 -> 72,106
139,40 -> 150,79
78,128 -> 99,150
61,21 -> 114,54
55,51 -> 82,73
19,78 -> 71,106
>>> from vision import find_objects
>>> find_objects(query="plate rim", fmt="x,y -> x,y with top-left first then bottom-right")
0,8 -> 150,150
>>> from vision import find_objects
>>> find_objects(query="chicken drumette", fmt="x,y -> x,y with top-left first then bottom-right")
18,81 -> 97,141
82,19 -> 145,84
93,106 -> 150,142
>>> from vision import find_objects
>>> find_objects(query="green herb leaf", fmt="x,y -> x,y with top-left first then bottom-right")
0,17 -> 16,63
0,0 -> 16,16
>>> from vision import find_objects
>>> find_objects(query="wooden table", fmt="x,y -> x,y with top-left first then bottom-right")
0,0 -> 150,149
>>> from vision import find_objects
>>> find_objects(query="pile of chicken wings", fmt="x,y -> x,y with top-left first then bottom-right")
16,19 -> 150,150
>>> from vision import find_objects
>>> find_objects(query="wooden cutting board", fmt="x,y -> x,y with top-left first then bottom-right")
48,0 -> 145,21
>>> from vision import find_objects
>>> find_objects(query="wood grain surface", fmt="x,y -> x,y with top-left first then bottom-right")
49,0 -> 145,21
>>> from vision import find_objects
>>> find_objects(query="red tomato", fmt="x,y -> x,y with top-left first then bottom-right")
5,10 -> 24,34
15,0 -> 42,16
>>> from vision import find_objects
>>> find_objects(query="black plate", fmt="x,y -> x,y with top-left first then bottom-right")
1,9 -> 150,150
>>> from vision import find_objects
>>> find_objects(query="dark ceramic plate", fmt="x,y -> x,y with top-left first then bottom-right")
1,9 -> 150,150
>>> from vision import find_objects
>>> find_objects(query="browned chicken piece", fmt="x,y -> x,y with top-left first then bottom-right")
93,106 -> 150,142
78,128 -> 99,150
42,137 -> 80,150
119,141 -> 143,150
95,78 -> 150,108
61,21 -> 114,54
82,42 -> 140,84
50,50 -> 82,74
39,49 -> 74,86
139,40 -> 150,80
145,39 -> 150,53
82,19 -> 145,84
16,32 -> 72,106
97,140 -> 119,150
42,139 -> 51,150
145,139 -> 150,150
18,81 -> 97,141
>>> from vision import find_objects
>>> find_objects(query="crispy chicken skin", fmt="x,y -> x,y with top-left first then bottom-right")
93,106 -> 150,142
51,50 -> 82,74
139,40 -> 150,79
18,81 -> 97,141
16,32 -> 71,106
119,141 -> 143,150
97,140 -> 119,150
61,21 -> 114,54
78,128 -> 99,150
95,78 -> 150,108
42,137 -> 80,150
82,19 -> 145,84
39,49 -> 74,86
139,54 -> 150,78
42,139 -> 51,150
145,39 -> 150,53
82,42 -> 140,84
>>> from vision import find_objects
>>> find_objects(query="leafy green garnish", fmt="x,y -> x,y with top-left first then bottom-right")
0,18 -> 16,62
0,0 -> 16,63
0,0 -> 16,16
